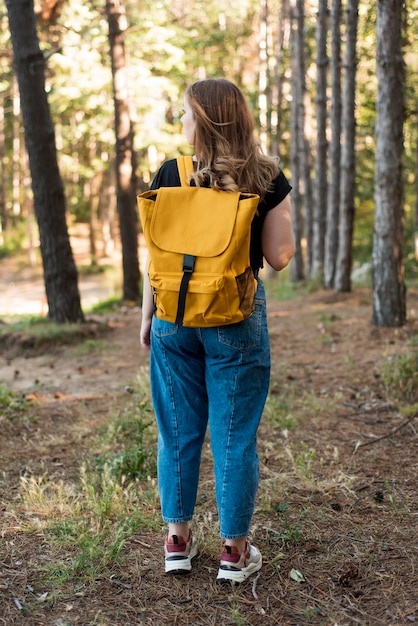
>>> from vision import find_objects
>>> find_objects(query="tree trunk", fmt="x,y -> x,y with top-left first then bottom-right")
0,100 -> 6,241
106,0 -> 140,303
270,0 -> 289,159
289,0 -> 305,282
414,102 -> 418,262
311,0 -> 329,280
5,0 -> 84,323
334,0 -> 359,292
259,0 -> 268,155
297,0 -> 314,276
12,76 -> 21,222
324,0 -> 342,288
372,0 -> 406,327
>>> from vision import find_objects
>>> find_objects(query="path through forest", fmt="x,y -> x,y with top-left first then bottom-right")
0,244 -> 417,625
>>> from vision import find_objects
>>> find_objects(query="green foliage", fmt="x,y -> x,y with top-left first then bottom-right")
87,297 -> 123,314
228,604 -> 252,626
266,502 -> 304,545
0,384 -> 14,408
0,317 -> 90,349
264,268 -> 311,302
15,376 -> 159,590
1,0 -> 417,284
90,382 -> 157,483
0,384 -> 20,410
36,464 -> 148,586
264,380 -> 297,430
0,315 -> 47,334
285,442 -> 316,481
73,339 -> 105,355
0,384 -> 30,418
381,352 -> 418,402
0,235 -> 25,260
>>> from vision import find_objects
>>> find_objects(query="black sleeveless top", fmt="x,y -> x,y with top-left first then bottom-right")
150,159 -> 292,271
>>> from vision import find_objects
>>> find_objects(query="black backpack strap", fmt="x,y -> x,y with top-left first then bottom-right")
174,157 -> 197,325
175,254 -> 196,326
174,156 -> 196,325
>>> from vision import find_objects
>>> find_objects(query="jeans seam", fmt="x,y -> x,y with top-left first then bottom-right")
158,341 -> 184,521
219,354 -> 241,538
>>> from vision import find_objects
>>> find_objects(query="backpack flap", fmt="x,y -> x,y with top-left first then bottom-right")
150,186 -> 240,257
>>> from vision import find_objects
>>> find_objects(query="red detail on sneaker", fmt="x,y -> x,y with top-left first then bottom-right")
220,543 -> 250,564
165,533 -> 191,553
166,541 -> 187,553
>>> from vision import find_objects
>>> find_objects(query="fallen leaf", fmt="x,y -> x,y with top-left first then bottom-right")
290,568 -> 305,583
37,592 -> 48,602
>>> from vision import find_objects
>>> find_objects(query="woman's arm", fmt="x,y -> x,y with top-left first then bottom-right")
140,254 -> 154,349
261,195 -> 295,271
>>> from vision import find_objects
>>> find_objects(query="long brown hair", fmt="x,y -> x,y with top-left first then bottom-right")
185,78 -> 279,201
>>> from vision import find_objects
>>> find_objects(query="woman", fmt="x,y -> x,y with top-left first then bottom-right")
140,78 -> 294,583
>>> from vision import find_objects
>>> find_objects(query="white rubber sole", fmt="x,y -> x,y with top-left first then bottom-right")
216,547 -> 262,583
165,543 -> 198,574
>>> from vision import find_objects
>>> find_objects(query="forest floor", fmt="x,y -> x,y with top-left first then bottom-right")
0,253 -> 418,625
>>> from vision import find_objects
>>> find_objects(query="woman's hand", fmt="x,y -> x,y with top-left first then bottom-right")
140,316 -> 152,349
140,253 -> 153,350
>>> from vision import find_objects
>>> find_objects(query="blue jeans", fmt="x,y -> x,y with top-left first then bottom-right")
149,279 -> 270,539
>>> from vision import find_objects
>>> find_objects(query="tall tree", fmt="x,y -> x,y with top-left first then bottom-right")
270,0 -> 289,159
311,0 -> 329,280
289,0 -> 305,282
0,100 -> 6,242
334,0 -> 359,292
258,0 -> 268,155
5,0 -> 84,323
298,0 -> 314,276
324,0 -> 342,288
414,102 -> 418,262
372,0 -> 406,327
106,0 -> 140,302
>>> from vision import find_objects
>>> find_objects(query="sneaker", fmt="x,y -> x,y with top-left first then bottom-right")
216,542 -> 262,583
164,532 -> 198,574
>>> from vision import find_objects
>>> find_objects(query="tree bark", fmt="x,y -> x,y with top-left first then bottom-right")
5,0 -> 84,323
270,0 -> 289,159
372,0 -> 406,327
288,0 -> 314,282
289,0 -> 305,282
311,0 -> 329,280
0,100 -> 6,240
334,0 -> 359,292
106,0 -> 140,303
324,0 -> 342,288
414,102 -> 418,262
297,0 -> 314,276
258,0 -> 268,155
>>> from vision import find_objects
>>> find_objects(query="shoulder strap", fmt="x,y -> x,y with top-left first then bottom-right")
174,155 -> 195,325
176,155 -> 194,187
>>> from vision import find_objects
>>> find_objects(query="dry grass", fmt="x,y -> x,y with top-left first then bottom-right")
1,287 -> 417,625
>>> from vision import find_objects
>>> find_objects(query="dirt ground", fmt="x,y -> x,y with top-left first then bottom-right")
0,269 -> 417,625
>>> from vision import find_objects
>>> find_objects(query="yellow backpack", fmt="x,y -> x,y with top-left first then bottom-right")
137,156 -> 260,327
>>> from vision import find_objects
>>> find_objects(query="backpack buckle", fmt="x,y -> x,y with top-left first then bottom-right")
182,254 -> 196,273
